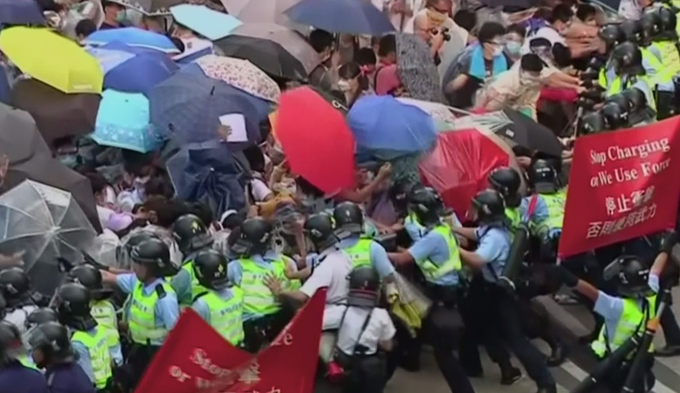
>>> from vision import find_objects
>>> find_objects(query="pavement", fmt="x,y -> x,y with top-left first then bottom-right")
386,286 -> 680,393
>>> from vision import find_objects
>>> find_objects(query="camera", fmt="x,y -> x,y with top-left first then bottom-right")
431,27 -> 451,41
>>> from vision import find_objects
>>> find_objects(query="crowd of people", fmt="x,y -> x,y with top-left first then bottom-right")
1,0 -> 680,393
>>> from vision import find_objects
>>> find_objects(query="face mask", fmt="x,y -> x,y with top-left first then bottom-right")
505,41 -> 522,55
115,10 -> 127,23
520,73 -> 541,86
493,46 -> 504,57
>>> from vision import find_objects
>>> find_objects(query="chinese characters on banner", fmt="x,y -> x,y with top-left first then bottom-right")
558,116 -> 680,258
134,289 -> 327,393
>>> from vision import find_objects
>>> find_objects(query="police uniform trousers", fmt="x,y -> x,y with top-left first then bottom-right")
121,343 -> 162,391
242,307 -> 294,353
582,350 -> 655,393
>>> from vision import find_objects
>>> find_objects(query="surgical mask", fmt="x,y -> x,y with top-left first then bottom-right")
115,9 -> 128,23
493,46 -> 504,57
505,41 -> 522,56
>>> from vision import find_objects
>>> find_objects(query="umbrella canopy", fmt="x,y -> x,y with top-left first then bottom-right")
284,0 -> 395,35
193,55 -> 280,103
229,23 -> 320,73
0,27 -> 104,94
84,27 -> 181,54
88,44 -> 178,96
396,33 -> 443,103
0,104 -> 50,165
94,90 -> 163,153
396,97 -> 457,123
84,229 -> 120,269
0,0 -> 45,25
11,79 -> 102,146
170,4 -> 242,40
495,109 -> 564,158
112,0 -> 184,15
275,86 -> 355,194
0,180 -> 96,295
219,0 -> 302,28
214,35 -> 307,80
149,72 -> 262,147
347,95 -> 437,155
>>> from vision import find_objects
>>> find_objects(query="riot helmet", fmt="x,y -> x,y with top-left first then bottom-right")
231,217 -> 274,256
130,238 -> 172,276
658,7 -> 678,39
27,321 -> 75,367
118,231 -> 161,269
470,189 -> 506,224
25,308 -> 59,331
528,159 -> 558,193
610,42 -> 644,76
347,267 -> 381,308
577,111 -> 607,135
408,187 -> 445,226
67,264 -> 111,301
0,268 -> 31,306
598,24 -> 624,52
604,256 -> 652,297
193,250 -> 229,290
333,202 -> 364,236
640,10 -> 662,44
622,87 -> 649,112
602,93 -> 631,130
389,181 -> 420,217
173,214 -> 214,255
488,167 -> 522,208
304,213 -> 338,253
0,321 -> 23,366
55,283 -> 92,320
620,19 -> 643,44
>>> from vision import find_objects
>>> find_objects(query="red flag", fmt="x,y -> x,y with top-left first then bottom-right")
559,116 -> 680,258
134,289 -> 327,393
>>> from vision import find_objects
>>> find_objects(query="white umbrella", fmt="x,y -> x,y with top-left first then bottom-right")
84,229 -> 120,269
396,97 -> 458,124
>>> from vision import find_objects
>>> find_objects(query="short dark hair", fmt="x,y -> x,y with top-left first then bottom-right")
86,173 -> 108,195
552,43 -> 572,68
75,19 -> 97,38
576,4 -> 597,21
377,34 -> 396,57
355,47 -> 377,66
529,37 -> 552,50
520,54 -> 544,73
506,23 -> 526,38
309,29 -> 334,53
477,22 -> 505,43
453,9 -> 477,32
549,4 -> 574,24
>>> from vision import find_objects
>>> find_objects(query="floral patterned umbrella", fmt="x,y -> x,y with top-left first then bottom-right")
195,55 -> 280,103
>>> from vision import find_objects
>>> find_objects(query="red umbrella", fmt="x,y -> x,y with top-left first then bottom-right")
419,127 -> 523,221
275,86 -> 355,194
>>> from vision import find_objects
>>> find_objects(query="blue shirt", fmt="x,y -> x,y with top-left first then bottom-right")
593,273 -> 660,343
407,228 -> 460,286
115,275 -> 180,345
227,250 -> 298,321
191,287 -> 238,323
45,363 -> 96,393
338,236 -> 395,279
474,225 -> 512,283
0,362 -> 48,393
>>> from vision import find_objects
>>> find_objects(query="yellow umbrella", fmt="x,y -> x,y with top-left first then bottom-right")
0,27 -> 103,94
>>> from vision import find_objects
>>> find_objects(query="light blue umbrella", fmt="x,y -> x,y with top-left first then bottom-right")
94,90 -> 163,153
170,4 -> 242,41
84,27 -> 180,54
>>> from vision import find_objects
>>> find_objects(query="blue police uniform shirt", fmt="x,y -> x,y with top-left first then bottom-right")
45,363 -> 96,393
71,327 -> 123,383
521,194 -> 562,238
405,212 -> 462,242
191,287 -> 238,323
474,225 -> 512,283
593,273 -> 660,343
407,227 -> 460,286
338,236 -> 395,278
115,274 -> 180,345
0,361 -> 49,393
227,250 -> 298,322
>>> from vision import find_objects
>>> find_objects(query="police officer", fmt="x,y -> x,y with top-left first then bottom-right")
598,24 -> 625,90
171,214 -> 214,307
0,320 -> 48,393
642,9 -> 680,119
454,189 -> 557,393
68,265 -> 122,368
191,249 -> 244,346
0,268 -> 37,333
117,231 -> 162,270
228,217 -> 297,352
525,160 -> 565,243
620,19 -> 663,78
577,111 -> 608,135
602,93 -> 632,130
623,87 -> 658,125
387,187 -> 476,393
54,283 -> 114,391
28,321 -> 96,393
489,167 -> 523,230
100,238 -> 179,389
334,202 -> 395,280
607,42 -> 657,116
550,231 -> 677,392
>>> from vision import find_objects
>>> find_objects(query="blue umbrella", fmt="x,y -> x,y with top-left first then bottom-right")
170,4 -> 242,41
89,45 -> 178,96
149,72 -> 262,147
0,0 -> 45,25
284,0 -> 395,35
347,95 -> 437,154
84,28 -> 180,54
94,90 -> 163,153
166,143 -> 246,218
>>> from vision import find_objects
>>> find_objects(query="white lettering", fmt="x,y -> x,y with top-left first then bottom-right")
191,349 -> 233,379
640,159 -> 671,176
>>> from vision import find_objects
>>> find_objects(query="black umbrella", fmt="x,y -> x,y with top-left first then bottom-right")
214,35 -> 307,80
496,109 -> 564,158
0,103 -> 50,165
4,155 -> 103,233
309,85 -> 348,113
10,79 -> 102,147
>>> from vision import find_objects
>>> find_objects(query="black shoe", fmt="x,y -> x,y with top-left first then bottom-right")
655,345 -> 680,357
500,367 -> 522,385
399,354 -> 421,372
547,344 -> 566,367
536,384 -> 557,393
578,332 -> 598,345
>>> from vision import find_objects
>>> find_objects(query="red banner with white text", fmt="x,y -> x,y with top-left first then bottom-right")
558,116 -> 680,258
134,289 -> 326,393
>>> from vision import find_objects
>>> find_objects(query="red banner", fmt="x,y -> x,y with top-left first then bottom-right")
559,116 -> 680,258
134,289 -> 327,393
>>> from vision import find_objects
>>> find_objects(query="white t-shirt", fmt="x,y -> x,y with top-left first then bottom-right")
3,305 -> 37,335
328,306 -> 396,356
521,26 -> 566,55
